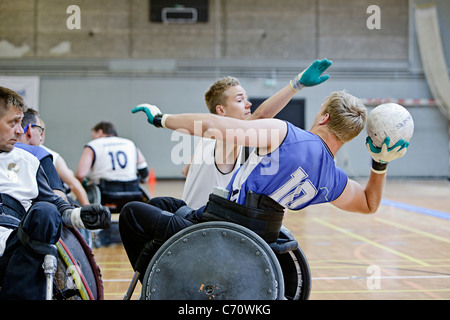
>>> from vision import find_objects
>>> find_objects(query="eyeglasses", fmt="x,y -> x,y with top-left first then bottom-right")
24,123 -> 45,135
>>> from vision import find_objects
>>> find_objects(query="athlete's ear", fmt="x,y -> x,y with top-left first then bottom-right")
25,127 -> 33,139
319,113 -> 330,125
216,104 -> 226,116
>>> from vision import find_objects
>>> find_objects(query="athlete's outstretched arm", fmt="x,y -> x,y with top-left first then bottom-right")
249,59 -> 332,120
132,105 -> 287,152
167,113 -> 287,147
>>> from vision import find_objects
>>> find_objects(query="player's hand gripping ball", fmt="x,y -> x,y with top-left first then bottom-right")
366,103 -> 414,163
366,136 -> 409,164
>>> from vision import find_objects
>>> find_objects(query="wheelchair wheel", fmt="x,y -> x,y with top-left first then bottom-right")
142,221 -> 285,300
53,227 -> 104,300
85,184 -> 101,205
276,247 -> 311,300
275,227 -> 311,300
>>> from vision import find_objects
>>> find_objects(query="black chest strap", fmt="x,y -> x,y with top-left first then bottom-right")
0,193 -> 27,228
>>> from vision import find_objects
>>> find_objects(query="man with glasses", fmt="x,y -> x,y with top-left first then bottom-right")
16,108 -> 66,200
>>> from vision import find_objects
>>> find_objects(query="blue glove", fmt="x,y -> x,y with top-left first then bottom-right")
132,103 -> 165,127
290,59 -> 333,92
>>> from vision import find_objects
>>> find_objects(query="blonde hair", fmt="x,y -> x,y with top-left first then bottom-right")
204,76 -> 241,114
323,91 -> 367,143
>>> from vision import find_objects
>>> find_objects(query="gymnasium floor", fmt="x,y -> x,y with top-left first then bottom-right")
92,178 -> 450,300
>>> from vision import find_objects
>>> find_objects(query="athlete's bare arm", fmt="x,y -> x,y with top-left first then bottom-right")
165,113 -> 287,155
331,172 -> 386,214
75,146 -> 94,182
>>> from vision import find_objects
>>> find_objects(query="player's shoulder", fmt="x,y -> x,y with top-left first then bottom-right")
11,146 -> 40,167
284,122 -> 319,144
15,143 -> 51,161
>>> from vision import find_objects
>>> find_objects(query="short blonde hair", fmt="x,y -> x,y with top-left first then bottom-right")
204,76 -> 241,114
323,91 -> 367,143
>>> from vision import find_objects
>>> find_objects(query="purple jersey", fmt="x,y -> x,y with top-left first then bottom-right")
226,122 -> 348,211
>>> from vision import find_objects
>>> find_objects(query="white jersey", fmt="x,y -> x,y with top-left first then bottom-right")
86,136 -> 138,184
0,148 -> 40,256
182,138 -> 247,209
41,145 -> 60,166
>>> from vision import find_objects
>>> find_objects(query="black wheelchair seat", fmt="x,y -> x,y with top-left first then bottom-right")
85,179 -> 150,213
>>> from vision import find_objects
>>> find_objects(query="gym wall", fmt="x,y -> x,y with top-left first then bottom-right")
0,0 -> 448,178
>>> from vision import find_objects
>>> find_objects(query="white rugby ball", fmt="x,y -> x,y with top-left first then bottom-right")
366,103 -> 414,148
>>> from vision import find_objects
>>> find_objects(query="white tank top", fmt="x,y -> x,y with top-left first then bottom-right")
0,148 -> 40,256
182,138 -> 246,209
0,147 -> 39,211
41,145 -> 60,166
86,136 -> 138,184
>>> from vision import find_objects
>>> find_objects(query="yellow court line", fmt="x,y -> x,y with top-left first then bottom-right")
97,267 -> 134,271
374,218 -> 450,244
313,218 -> 430,267
103,292 -> 140,296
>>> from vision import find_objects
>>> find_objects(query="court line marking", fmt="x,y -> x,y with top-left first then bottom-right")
313,218 -> 430,267
97,267 -> 133,271
374,217 -> 450,244
381,199 -> 450,220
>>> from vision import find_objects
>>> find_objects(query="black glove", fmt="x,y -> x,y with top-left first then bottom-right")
63,204 -> 111,229
80,204 -> 111,229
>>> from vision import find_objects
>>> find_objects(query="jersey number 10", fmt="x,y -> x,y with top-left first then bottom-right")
108,151 -> 128,170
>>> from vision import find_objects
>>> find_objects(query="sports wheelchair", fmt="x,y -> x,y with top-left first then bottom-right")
124,192 -> 311,300
85,179 -> 151,214
85,179 -> 151,247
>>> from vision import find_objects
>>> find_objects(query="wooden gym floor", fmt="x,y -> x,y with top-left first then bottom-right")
92,178 -> 450,300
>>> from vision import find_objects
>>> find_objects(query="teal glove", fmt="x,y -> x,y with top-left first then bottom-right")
366,136 -> 409,173
132,103 -> 166,128
290,59 -> 333,92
